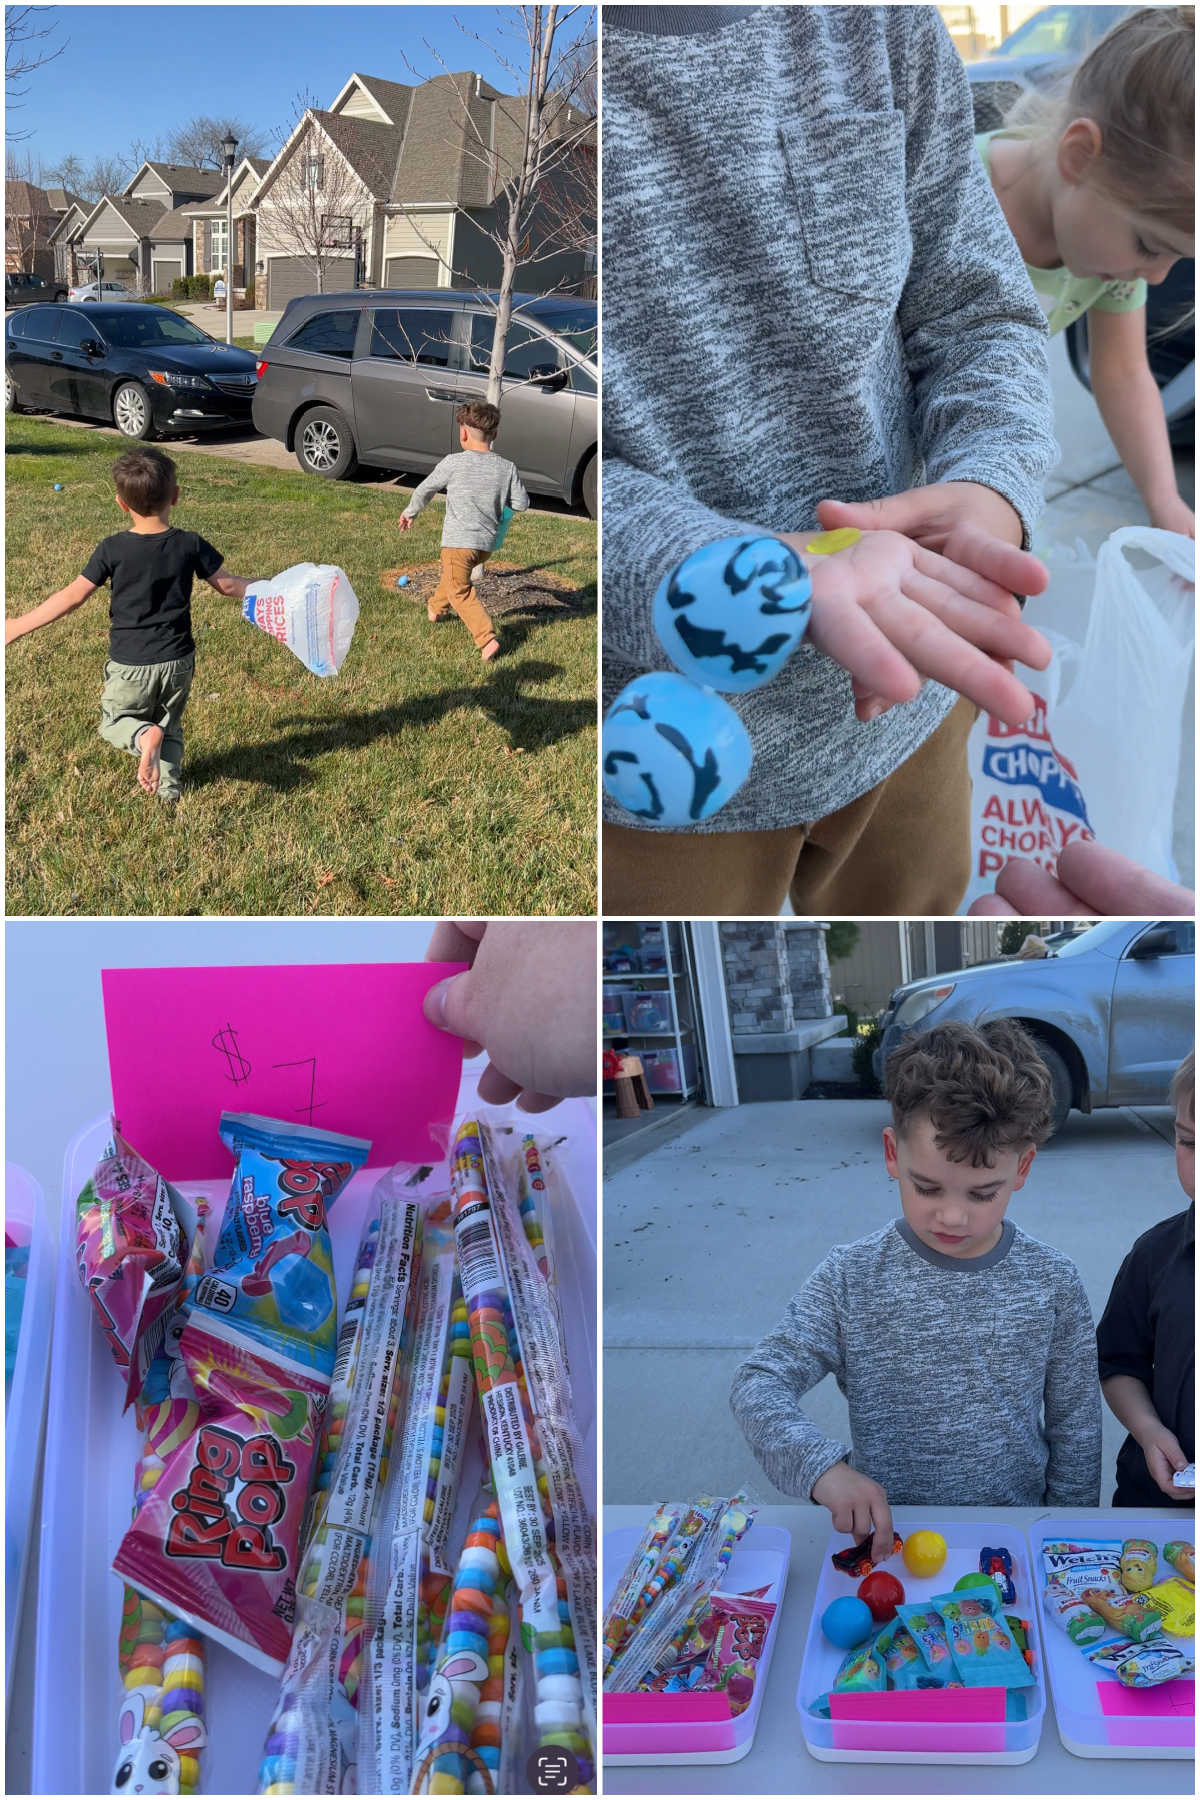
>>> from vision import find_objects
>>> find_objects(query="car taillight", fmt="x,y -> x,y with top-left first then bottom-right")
256,359 -> 268,378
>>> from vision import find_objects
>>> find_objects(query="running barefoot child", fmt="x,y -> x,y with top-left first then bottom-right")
5,448 -> 250,801
976,6 -> 1195,536
730,1020 -> 1101,1560
398,400 -> 530,663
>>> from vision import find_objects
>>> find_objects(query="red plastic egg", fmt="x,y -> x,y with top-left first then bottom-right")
857,1570 -> 905,1622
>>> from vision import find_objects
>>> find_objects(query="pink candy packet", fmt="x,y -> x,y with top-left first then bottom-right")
113,1315 -> 327,1673
702,1593 -> 777,1715
74,1122 -> 198,1408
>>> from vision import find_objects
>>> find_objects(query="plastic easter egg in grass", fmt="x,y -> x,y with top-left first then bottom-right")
603,672 -> 752,827
857,1570 -> 905,1623
396,574 -> 409,588
652,534 -> 812,694
821,1595 -> 875,1651
903,1530 -> 948,1578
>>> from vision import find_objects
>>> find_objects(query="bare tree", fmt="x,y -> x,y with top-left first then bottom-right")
400,6 -> 597,403
5,6 -> 65,141
167,113 -> 269,171
257,99 -> 367,294
45,150 -> 86,198
5,147 -> 52,271
82,154 -> 127,203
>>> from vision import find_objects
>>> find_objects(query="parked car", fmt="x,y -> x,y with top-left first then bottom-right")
874,919 -> 1194,1134
963,5 -> 1136,92
68,280 -> 135,304
5,303 -> 259,439
5,271 -> 67,308
253,289 -> 597,515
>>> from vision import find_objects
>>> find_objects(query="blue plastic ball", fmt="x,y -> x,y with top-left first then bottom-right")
821,1596 -> 875,1650
652,535 -> 812,693
602,671 -> 752,827
396,575 -> 409,588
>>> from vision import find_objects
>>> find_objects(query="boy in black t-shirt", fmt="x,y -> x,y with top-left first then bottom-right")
1097,1050 -> 1196,1508
5,447 -> 249,800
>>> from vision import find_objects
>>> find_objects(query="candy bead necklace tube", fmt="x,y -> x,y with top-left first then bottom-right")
451,1123 -> 595,1792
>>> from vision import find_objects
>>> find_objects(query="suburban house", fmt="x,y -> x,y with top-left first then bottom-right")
185,156 -> 272,290
6,180 -> 82,281
58,162 -> 226,292
252,70 -> 594,309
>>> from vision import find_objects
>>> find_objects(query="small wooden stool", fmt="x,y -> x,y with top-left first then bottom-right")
614,1054 -> 653,1118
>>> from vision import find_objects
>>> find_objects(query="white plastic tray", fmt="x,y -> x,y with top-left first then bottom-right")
797,1514 -> 1047,1764
32,1094 -> 595,1796
603,1523 -> 790,1765
6,1162 -> 56,1704
1030,1514 -> 1194,1759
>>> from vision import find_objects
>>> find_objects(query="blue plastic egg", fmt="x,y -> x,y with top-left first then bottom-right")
602,671 -> 752,827
396,575 -> 409,588
53,483 -> 63,491
652,535 -> 812,694
821,1596 -> 875,1650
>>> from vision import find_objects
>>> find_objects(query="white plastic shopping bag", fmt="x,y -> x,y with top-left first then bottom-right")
241,563 -> 359,677
962,527 -> 1194,910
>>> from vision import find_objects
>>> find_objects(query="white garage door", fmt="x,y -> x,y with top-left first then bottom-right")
383,256 -> 440,289
267,256 -> 356,310
152,259 -> 183,292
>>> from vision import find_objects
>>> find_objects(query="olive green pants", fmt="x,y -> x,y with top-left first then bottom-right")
99,654 -> 194,801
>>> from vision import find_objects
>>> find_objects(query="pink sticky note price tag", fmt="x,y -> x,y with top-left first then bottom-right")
1098,1678 -> 1195,1719
101,962 -> 466,1177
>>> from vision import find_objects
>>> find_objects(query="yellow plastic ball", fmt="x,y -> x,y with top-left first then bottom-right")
903,1530 -> 948,1578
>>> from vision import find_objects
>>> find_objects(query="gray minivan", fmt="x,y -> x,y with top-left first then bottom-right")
252,289 -> 597,514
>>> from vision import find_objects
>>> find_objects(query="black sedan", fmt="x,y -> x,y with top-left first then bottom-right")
5,303 -> 259,439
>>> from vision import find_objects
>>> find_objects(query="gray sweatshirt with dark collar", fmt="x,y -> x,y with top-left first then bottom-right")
603,4 -> 1058,830
730,1219 -> 1102,1508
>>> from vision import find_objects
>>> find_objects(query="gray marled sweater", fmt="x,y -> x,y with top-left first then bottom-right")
603,4 -> 1059,829
729,1220 -> 1102,1508
402,450 -> 529,551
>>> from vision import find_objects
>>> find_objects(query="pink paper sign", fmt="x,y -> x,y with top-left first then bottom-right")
102,962 -> 466,1177
1098,1678 -> 1195,1719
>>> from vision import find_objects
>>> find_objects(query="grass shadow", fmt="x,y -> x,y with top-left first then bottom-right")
185,658 -> 594,792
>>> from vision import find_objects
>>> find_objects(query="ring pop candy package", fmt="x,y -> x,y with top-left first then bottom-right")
930,1591 -> 1034,1690
75,1120 -> 195,1406
113,1315 -> 329,1674
242,563 -> 359,678
193,1114 -> 371,1374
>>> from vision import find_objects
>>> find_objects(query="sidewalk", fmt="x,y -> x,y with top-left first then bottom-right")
603,1097 -> 1183,1505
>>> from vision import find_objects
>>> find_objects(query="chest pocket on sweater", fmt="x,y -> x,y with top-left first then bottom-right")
780,110 -> 912,305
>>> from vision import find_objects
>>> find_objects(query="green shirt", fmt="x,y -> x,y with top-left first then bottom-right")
976,131 -> 1147,335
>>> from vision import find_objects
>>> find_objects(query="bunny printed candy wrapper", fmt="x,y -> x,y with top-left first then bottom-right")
242,563 -> 359,678
75,1121 -> 195,1408
113,1316 -> 328,1674
190,1114 -> 369,1377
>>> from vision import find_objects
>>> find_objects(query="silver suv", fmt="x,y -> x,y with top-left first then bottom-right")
875,919 -> 1194,1133
252,289 -> 597,515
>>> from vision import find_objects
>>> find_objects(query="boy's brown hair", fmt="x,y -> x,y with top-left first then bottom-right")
886,1019 -> 1054,1166
1169,1050 -> 1195,1121
113,448 -> 176,515
456,400 -> 500,441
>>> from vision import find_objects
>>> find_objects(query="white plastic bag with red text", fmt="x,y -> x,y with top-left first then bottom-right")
962,527 -> 1194,911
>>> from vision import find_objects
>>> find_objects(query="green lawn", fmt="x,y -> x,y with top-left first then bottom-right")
5,419 -> 597,916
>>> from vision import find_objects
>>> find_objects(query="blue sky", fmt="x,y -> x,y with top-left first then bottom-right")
12,4 -> 589,171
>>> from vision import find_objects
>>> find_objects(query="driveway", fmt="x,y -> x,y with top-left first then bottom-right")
603,1097 -> 1185,1505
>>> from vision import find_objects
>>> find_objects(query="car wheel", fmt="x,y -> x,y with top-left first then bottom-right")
5,371 -> 22,413
1029,1037 -> 1073,1137
295,406 -> 357,479
581,451 -> 597,519
112,381 -> 156,440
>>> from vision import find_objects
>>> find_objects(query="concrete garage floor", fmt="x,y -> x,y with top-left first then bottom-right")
603,1097 -> 1185,1508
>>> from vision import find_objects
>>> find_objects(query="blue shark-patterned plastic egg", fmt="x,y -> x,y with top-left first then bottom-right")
602,672 -> 752,827
652,535 -> 812,693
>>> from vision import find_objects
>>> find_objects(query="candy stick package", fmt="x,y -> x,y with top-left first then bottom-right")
113,1116 -> 369,1674
360,1196 -> 476,1792
256,1175 -> 425,1795
607,1498 -> 754,1695
75,1120 -> 197,1407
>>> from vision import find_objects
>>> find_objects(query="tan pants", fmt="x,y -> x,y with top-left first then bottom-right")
430,547 -> 495,649
603,696 -> 977,915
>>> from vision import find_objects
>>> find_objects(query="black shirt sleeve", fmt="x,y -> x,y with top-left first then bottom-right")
191,535 -> 225,580
81,539 -> 114,588
1096,1244 -> 1155,1386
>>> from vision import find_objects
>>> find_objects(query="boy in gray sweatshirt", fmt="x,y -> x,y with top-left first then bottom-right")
400,400 -> 530,661
730,1020 -> 1101,1557
603,5 -> 1060,913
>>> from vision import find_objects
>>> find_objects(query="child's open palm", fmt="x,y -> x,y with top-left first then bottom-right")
780,527 -> 1052,728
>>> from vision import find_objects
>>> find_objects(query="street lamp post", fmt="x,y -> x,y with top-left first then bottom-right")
222,132 -> 238,346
